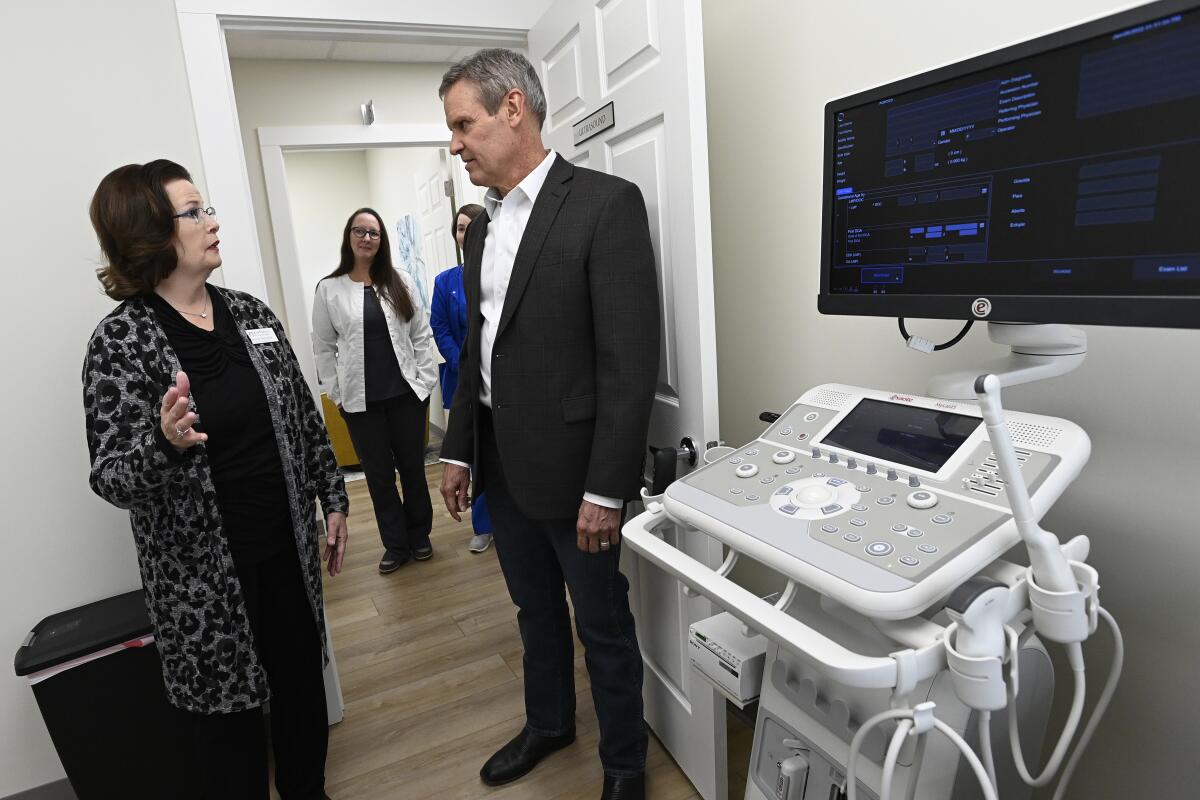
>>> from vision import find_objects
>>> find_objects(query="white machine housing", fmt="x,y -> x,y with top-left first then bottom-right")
662,384 -> 1090,619
744,606 -> 1053,800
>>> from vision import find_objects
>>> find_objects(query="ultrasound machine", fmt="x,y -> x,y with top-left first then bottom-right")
624,2 -> 1200,798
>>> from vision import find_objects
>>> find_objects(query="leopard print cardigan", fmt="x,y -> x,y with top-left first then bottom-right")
82,286 -> 348,714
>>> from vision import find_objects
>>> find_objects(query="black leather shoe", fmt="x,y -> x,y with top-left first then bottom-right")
413,542 -> 434,561
479,727 -> 576,786
601,773 -> 645,800
378,553 -> 408,574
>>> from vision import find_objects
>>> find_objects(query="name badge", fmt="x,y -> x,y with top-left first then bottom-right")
246,327 -> 279,344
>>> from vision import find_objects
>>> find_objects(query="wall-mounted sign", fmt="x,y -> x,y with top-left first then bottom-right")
572,102 -> 616,147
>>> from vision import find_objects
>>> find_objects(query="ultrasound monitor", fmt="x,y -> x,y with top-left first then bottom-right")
818,0 -> 1200,328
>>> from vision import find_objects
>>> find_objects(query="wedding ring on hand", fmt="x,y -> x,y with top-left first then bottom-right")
174,426 -> 190,439
599,540 -> 611,550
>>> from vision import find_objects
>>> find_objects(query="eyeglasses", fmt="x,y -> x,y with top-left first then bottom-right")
351,226 -> 381,240
172,206 -> 217,224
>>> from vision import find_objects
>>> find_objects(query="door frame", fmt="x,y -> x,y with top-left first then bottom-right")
173,0 -> 542,303
258,123 -> 453,396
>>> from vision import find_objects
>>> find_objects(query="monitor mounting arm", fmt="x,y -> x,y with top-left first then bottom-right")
927,322 -> 1087,400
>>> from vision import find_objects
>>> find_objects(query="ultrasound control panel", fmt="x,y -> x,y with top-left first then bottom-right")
662,384 -> 1090,618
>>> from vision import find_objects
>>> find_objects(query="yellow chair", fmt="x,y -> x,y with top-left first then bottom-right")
320,393 -> 360,469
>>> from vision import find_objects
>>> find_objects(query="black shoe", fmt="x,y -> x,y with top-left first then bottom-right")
479,727 -> 576,786
413,542 -> 434,561
378,553 -> 409,574
601,774 -> 645,800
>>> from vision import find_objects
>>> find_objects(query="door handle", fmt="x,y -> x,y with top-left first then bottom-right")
647,437 -> 698,495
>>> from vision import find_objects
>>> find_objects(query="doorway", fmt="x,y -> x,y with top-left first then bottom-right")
260,130 -> 482,434
174,4 -> 533,303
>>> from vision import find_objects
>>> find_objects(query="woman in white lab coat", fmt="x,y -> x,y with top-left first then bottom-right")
312,208 -> 438,573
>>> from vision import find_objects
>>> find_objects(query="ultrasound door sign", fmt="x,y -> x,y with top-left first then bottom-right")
573,102 -> 615,146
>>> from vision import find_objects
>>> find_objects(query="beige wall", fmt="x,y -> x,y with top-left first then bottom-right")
228,59 -> 451,334
700,0 -> 1200,796
0,1 -> 204,795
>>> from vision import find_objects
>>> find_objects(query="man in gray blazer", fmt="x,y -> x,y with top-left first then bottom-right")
438,49 -> 659,800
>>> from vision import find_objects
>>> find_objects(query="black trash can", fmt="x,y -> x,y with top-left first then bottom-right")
13,589 -> 200,799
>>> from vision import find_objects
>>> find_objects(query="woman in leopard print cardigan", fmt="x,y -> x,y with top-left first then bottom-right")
83,160 -> 348,799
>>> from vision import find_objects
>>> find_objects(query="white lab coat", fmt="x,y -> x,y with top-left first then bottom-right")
311,272 -> 438,413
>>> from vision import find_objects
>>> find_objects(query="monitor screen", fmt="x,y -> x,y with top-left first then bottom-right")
820,399 -> 982,473
818,1 -> 1200,328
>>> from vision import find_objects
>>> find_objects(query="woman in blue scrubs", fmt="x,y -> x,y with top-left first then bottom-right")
431,203 -> 493,552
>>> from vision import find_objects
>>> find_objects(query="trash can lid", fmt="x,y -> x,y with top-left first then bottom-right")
13,589 -> 152,677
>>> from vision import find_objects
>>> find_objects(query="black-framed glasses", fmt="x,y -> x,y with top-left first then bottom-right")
351,226 -> 381,240
172,207 -> 216,224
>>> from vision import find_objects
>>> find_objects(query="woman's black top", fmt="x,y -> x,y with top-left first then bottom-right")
362,285 -> 411,403
149,285 -> 293,564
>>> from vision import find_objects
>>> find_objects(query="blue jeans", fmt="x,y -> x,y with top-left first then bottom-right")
481,426 -> 647,777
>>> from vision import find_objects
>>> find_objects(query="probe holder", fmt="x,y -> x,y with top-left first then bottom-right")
942,624 -> 1019,712
1025,560 -> 1099,644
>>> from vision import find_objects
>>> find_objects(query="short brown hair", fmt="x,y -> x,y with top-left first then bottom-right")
90,160 -> 192,300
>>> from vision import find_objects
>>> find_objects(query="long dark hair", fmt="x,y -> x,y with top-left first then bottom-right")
457,203 -> 485,224
90,159 -> 193,299
325,207 -> 414,321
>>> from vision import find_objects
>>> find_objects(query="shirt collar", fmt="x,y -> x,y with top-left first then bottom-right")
483,149 -> 557,218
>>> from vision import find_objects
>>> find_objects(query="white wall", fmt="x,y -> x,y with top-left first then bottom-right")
281,149 -> 372,332
229,59 -> 452,333
700,0 -> 1200,796
0,2 -> 204,795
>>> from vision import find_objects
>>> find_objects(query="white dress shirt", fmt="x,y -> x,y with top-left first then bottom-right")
478,149 -> 557,409
444,150 -> 620,509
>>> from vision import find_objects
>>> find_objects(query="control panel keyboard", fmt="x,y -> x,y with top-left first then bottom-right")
661,384 -> 1089,617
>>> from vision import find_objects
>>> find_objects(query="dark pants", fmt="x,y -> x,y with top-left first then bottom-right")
341,392 -> 433,560
187,546 -> 329,799
479,408 -> 647,777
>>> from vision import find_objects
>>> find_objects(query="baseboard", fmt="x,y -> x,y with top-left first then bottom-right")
4,779 -> 76,800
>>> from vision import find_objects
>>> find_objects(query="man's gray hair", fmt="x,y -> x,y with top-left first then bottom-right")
439,48 -> 547,127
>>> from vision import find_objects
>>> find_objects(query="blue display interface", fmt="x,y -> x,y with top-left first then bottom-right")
829,10 -> 1200,297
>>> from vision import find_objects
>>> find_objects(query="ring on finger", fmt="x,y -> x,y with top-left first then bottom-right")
599,539 -> 611,550
173,426 -> 189,439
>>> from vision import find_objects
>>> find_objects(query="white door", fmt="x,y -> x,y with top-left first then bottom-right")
413,149 -> 456,308
529,2 -> 724,797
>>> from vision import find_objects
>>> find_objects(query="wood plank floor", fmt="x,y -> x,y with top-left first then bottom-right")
306,464 -> 752,800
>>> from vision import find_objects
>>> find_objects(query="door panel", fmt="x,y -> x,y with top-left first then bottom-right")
544,28 -> 588,128
414,149 -> 455,298
607,120 -> 675,395
597,0 -> 659,93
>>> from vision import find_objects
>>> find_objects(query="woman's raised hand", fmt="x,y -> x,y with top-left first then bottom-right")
160,370 -> 208,450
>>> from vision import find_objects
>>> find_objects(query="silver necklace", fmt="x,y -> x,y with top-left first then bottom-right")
173,292 -> 210,319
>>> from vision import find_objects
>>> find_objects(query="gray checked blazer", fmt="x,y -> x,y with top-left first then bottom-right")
440,155 -> 660,519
